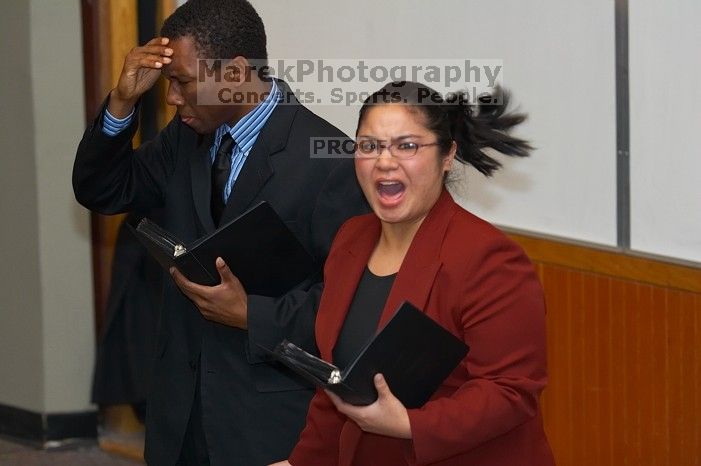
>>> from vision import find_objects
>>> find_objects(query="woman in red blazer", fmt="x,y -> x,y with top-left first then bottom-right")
272,81 -> 554,466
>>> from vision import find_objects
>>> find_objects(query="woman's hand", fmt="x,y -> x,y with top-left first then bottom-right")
325,374 -> 412,439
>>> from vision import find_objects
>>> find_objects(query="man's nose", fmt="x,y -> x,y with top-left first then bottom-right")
166,82 -> 183,106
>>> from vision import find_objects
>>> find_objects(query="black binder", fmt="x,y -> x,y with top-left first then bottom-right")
129,201 -> 316,297
266,301 -> 469,408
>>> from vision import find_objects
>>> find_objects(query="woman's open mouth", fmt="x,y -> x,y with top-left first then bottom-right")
376,180 -> 405,206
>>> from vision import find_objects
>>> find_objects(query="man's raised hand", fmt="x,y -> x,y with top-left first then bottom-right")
108,37 -> 173,117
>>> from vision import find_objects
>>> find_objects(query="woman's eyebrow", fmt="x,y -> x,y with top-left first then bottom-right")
393,134 -> 422,141
356,134 -> 422,139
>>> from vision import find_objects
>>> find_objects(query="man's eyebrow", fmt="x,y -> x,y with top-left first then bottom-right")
161,64 -> 184,78
164,71 -> 190,80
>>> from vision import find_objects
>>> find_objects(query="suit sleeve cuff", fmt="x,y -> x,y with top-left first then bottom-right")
102,107 -> 135,136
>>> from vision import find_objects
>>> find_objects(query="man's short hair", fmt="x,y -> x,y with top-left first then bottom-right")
160,0 -> 267,62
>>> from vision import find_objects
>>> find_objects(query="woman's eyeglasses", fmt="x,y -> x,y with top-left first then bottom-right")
354,140 -> 441,159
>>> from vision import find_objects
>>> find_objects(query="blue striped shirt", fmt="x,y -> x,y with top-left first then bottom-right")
102,108 -> 135,136
102,79 -> 280,203
211,79 -> 280,202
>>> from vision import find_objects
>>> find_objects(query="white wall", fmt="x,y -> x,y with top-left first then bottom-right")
0,0 -> 94,414
0,0 -> 45,412
252,0 -> 701,265
251,0 -> 619,247
629,0 -> 701,263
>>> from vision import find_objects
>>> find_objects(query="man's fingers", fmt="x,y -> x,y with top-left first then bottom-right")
145,36 -> 169,46
170,269 -> 211,312
216,257 -> 237,284
115,39 -> 172,103
170,267 -> 206,295
126,45 -> 173,70
139,44 -> 174,57
170,267 -> 188,289
136,54 -> 171,69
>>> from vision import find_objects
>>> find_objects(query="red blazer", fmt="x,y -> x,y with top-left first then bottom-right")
289,190 -> 554,466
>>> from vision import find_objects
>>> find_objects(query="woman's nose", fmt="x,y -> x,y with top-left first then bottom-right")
374,150 -> 398,169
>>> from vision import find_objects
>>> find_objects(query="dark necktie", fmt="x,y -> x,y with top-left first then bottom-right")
211,133 -> 235,225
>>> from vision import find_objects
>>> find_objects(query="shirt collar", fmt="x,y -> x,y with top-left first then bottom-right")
215,79 -> 280,154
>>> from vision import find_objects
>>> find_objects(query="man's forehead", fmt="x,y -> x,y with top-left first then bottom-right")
162,52 -> 197,77
163,61 -> 191,78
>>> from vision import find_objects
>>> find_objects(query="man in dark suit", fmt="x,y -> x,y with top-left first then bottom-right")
73,1 -> 366,465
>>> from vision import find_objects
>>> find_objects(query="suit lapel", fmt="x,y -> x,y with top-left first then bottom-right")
315,218 -> 380,360
377,189 -> 457,328
190,132 -> 216,233
218,136 -> 275,222
218,81 -> 300,223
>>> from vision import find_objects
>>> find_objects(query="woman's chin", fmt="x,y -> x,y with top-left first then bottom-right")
373,204 -> 408,225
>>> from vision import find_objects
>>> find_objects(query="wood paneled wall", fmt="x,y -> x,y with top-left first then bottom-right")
81,0 -> 137,337
510,233 -> 701,466
81,0 -> 176,336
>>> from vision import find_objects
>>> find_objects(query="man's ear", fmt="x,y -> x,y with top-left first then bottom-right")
222,56 -> 252,88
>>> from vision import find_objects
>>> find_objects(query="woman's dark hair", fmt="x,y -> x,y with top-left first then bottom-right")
160,0 -> 267,62
356,81 -> 531,176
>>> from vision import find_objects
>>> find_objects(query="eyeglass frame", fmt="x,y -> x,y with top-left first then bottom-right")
353,139 -> 443,159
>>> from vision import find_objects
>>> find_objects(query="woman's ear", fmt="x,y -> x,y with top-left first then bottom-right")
443,141 -> 457,172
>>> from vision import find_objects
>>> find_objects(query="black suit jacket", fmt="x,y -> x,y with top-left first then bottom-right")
73,82 -> 368,466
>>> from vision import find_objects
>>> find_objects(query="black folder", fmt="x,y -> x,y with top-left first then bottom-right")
266,301 -> 469,408
129,201 -> 316,297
